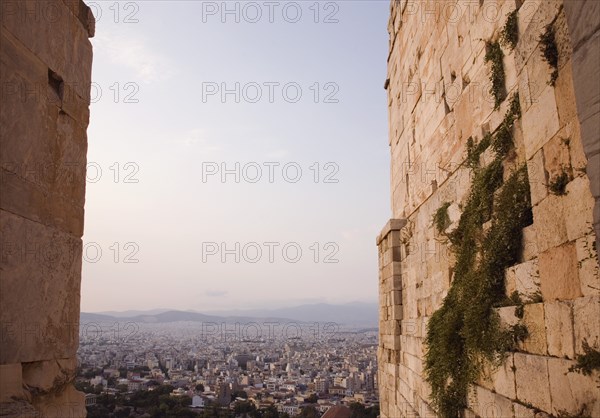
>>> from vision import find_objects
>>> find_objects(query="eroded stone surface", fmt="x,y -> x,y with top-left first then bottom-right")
379,1 -> 598,416
0,1 -> 93,417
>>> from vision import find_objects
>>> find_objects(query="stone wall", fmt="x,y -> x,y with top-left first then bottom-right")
0,1 -> 94,416
378,1 -> 599,416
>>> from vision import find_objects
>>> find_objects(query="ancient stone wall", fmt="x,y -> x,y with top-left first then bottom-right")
0,1 -> 94,416
378,1 -> 599,416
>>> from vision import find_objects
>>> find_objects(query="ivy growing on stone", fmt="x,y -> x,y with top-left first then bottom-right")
540,23 -> 559,86
548,170 -> 570,195
425,94 -> 532,418
500,10 -> 519,50
569,340 -> 600,376
433,202 -> 452,234
485,41 -> 506,109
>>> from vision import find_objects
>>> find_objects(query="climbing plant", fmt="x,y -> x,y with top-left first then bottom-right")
500,10 -> 519,50
425,94 -> 533,417
485,41 -> 506,109
540,22 -> 559,86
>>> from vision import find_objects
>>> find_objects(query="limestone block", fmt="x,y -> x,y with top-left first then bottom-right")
521,303 -> 547,355
533,195 -> 567,253
520,225 -> 539,262
514,0 -> 561,73
547,357 -> 600,416
553,60 -> 578,127
513,402 -> 537,418
542,132 -> 571,184
522,85 -> 560,160
504,48 -> 519,96
514,353 -> 551,412
0,1 -> 94,101
575,234 -> 600,297
480,354 -> 517,401
0,363 -> 24,402
525,49 -> 555,105
564,121 -> 587,173
505,259 -> 540,299
527,149 -> 548,207
538,242 -> 581,301
468,385 -> 513,418
0,210 -> 81,364
573,296 -> 600,355
22,358 -> 78,395
392,304 -> 403,321
518,61 -> 534,112
544,300 -> 575,359
563,176 -> 595,242
1,168 -> 85,237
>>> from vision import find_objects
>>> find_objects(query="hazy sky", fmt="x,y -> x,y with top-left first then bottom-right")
82,1 -> 391,312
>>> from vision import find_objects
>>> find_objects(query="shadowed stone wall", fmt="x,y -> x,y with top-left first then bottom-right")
0,1 -> 94,416
378,0 -> 599,416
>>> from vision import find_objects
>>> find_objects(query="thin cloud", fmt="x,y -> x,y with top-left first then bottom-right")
93,33 -> 174,84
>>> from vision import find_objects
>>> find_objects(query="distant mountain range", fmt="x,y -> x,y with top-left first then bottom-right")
82,302 -> 378,327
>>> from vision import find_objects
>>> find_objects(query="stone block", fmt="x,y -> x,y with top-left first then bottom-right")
0,210 -> 81,364
522,85 -> 560,160
521,303 -> 547,355
533,195 -> 567,253
22,358 -> 78,394
538,242 -> 581,301
1,2 -> 93,100
505,259 -> 540,299
544,300 -> 575,359
547,357 -> 600,416
527,149 -> 548,207
514,0 -> 561,73
543,132 -> 571,183
514,353 -> 551,412
563,176 -> 595,241
553,60 -> 578,127
513,402 -> 537,418
563,120 -> 587,173
525,47 -> 555,104
520,225 -> 538,262
573,296 -> 600,355
480,354 -> 517,401
468,384 -> 513,418
575,234 -> 600,297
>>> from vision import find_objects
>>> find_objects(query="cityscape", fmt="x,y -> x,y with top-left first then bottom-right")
76,311 -> 380,417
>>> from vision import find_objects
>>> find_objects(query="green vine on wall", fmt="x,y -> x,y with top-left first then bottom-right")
548,170 -> 570,195
425,94 -> 533,417
433,202 -> 452,234
569,340 -> 600,376
540,22 -> 559,86
500,10 -> 519,50
485,41 -> 506,109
